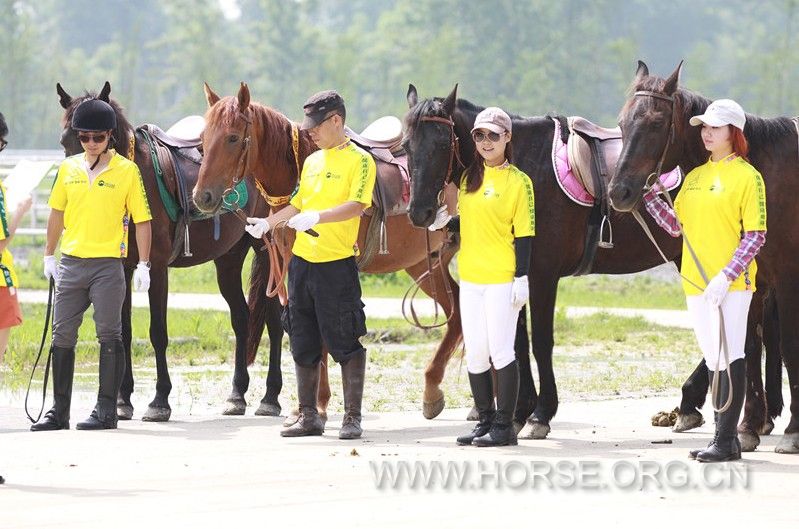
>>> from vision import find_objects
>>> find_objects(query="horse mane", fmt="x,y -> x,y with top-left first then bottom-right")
622,75 -> 796,155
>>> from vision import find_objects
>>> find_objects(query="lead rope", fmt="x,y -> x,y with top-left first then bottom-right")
25,278 -> 55,423
631,183 -> 733,413
401,230 -> 454,329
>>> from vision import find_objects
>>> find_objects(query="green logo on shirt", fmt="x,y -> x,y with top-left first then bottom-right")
97,180 -> 116,189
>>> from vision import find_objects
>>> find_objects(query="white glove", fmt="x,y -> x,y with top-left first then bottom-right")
43,255 -> 59,282
428,205 -> 452,231
245,217 -> 271,239
703,271 -> 731,307
511,275 -> 529,313
287,211 -> 320,233
133,262 -> 151,292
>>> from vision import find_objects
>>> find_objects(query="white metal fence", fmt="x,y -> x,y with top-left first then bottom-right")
0,149 -> 64,236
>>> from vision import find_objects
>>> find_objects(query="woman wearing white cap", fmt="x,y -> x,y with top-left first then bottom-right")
429,106 -> 535,447
643,99 -> 767,462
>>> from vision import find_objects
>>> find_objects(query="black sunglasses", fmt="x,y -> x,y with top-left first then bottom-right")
78,132 -> 109,144
472,130 -> 503,143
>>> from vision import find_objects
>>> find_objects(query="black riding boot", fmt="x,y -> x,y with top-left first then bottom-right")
697,359 -> 745,462
77,341 -> 124,430
281,362 -> 325,437
689,369 -> 722,459
456,369 -> 495,445
474,361 -> 519,447
31,346 -> 75,431
339,350 -> 366,440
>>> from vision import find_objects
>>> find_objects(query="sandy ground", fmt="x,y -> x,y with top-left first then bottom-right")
1,387 -> 796,528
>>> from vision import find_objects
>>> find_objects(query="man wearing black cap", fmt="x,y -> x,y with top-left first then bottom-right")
245,90 -> 376,439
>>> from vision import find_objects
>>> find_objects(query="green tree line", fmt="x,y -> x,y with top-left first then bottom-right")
0,0 -> 797,149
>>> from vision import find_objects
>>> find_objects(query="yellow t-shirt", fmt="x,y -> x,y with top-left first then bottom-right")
458,162 -> 535,284
48,151 -> 152,258
289,140 -> 376,263
0,181 -> 19,288
674,155 -> 767,296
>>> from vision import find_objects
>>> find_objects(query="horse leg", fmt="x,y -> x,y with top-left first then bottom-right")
672,360 -> 709,432
215,241 -> 251,416
318,349 -> 331,422
763,290 -> 782,434
520,275 -> 558,440
513,308 -> 537,431
402,258 -> 463,420
738,290 -> 767,451
774,286 -> 799,454
117,267 -> 135,420
255,292 -> 283,416
142,266 -> 172,422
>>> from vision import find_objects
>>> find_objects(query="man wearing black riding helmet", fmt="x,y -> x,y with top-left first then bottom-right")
31,98 -> 153,432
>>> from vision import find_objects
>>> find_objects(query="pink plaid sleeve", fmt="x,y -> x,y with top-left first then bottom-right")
642,189 -> 681,237
722,231 -> 766,281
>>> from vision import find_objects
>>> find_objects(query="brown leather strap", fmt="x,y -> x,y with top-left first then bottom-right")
401,230 -> 454,329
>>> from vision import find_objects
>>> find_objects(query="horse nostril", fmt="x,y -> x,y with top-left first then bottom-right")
202,191 -> 213,206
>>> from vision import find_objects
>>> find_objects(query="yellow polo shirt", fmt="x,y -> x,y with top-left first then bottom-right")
289,140 -> 376,263
674,155 -> 767,296
48,151 -> 152,258
0,181 -> 19,288
458,162 -> 535,284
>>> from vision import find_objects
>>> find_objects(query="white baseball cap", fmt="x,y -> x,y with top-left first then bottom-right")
471,107 -> 512,134
689,99 -> 746,131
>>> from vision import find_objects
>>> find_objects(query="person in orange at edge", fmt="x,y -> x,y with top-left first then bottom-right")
245,90 -> 376,440
30,99 -> 153,432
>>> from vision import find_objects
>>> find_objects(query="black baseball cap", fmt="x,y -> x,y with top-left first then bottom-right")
301,90 -> 345,130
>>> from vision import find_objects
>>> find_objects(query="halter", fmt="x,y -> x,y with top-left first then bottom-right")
632,90 -> 677,190
228,109 -> 252,189
418,115 -> 464,205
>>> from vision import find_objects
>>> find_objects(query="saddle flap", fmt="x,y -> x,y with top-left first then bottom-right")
567,133 -> 622,197
373,153 -> 410,217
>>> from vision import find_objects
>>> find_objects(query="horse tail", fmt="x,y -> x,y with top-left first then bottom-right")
246,247 -> 269,366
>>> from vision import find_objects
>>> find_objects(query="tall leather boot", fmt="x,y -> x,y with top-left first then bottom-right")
77,341 -> 124,430
689,369 -> 722,459
697,358 -> 745,462
31,346 -> 75,431
339,350 -> 366,440
281,362 -> 325,437
474,361 -> 519,447
456,369 -> 495,445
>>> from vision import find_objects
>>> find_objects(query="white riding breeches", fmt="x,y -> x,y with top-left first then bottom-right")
460,280 -> 517,374
686,290 -> 753,371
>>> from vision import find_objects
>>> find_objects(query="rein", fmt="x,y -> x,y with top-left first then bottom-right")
628,90 -> 732,413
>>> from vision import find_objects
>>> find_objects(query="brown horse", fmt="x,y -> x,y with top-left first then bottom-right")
192,82 -> 464,420
609,61 -> 797,454
57,82 -> 285,421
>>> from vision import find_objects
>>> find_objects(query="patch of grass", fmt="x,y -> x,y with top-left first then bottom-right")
556,274 -> 685,310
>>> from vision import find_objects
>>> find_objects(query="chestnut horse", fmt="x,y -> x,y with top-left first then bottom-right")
609,61 -> 797,453
402,83 -> 785,441
57,83 -> 285,421
192,82 -> 470,420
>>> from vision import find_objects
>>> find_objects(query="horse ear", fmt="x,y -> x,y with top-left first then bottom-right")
407,84 -> 418,108
237,82 -> 250,111
441,83 -> 458,116
56,83 -> 72,109
663,60 -> 683,95
204,82 -> 220,107
98,81 -> 111,102
635,60 -> 649,80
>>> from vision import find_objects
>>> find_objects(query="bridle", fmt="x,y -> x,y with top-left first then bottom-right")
631,90 -> 677,192
418,115 -> 465,205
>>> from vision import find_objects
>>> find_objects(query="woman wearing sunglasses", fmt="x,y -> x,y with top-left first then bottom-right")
32,99 -> 153,432
429,107 -> 535,446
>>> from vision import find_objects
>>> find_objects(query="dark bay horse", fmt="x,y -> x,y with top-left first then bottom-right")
56,82 -> 285,420
609,61 -> 798,454
192,83 -> 466,420
403,83 -> 768,439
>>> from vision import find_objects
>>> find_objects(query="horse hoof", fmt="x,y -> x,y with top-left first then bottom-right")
519,420 -> 551,440
422,397 -> 445,420
672,411 -> 704,432
513,421 -> 525,435
117,404 -> 134,421
283,409 -> 300,427
775,433 -> 799,454
222,399 -> 246,416
142,406 -> 171,422
465,406 -> 479,421
255,402 -> 281,417
319,411 -> 328,425
759,418 -> 775,436
738,431 -> 760,452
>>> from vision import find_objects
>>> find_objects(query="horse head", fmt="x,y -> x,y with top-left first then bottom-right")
608,60 -> 684,212
56,81 -> 131,159
194,82 -> 254,214
403,83 -> 459,228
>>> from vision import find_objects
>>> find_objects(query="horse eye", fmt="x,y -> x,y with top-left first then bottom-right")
227,135 -> 239,144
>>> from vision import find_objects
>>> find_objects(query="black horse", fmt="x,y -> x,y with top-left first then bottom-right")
610,61 -> 796,453
56,82 -> 285,421
403,83 -> 781,439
